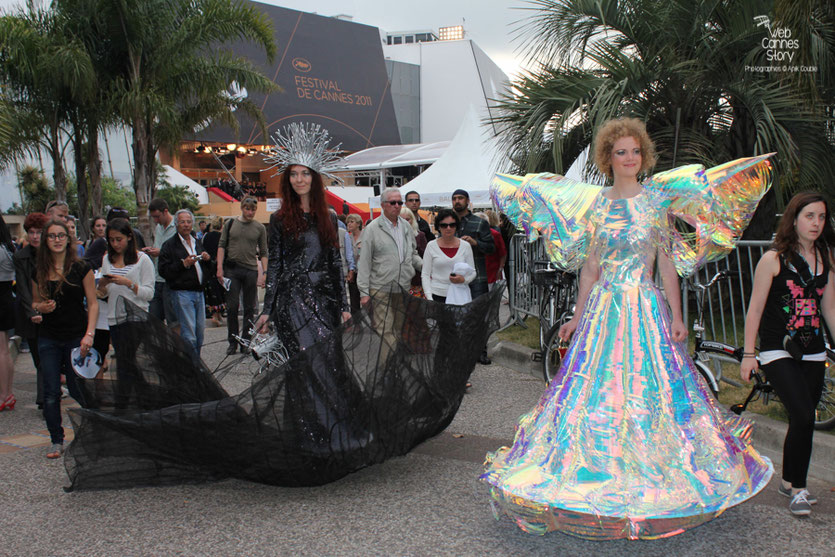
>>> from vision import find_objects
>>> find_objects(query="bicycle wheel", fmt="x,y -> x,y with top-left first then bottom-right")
693,360 -> 720,399
814,349 -> 835,430
542,320 -> 570,384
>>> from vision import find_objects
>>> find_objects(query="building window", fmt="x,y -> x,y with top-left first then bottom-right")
405,35 -> 414,44
393,36 -> 402,45
387,36 -> 392,45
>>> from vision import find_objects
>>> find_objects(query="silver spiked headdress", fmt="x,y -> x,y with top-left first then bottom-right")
263,122 -> 345,182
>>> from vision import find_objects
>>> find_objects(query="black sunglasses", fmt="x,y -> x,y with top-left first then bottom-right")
437,222 -> 457,229
386,200 -> 404,206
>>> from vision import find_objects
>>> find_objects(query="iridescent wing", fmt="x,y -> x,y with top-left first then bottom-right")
645,154 -> 774,276
491,173 -> 603,271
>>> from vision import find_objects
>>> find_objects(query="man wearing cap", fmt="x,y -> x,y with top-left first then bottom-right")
451,188 -> 494,364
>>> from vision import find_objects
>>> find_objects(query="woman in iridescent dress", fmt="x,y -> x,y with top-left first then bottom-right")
482,118 -> 773,539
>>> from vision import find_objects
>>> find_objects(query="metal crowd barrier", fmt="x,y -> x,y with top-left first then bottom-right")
506,234 -> 770,346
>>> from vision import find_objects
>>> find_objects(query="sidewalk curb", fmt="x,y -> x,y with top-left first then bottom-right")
489,338 -> 835,485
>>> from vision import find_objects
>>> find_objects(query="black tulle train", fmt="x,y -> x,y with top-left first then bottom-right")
64,285 -> 502,490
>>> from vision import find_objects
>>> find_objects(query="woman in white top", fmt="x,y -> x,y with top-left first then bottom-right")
97,218 -> 155,327
97,218 -> 155,406
421,208 -> 476,303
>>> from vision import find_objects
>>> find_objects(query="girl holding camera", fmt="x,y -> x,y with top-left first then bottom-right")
742,191 -> 835,516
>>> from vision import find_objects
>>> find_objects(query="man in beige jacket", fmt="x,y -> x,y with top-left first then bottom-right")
358,187 -> 422,369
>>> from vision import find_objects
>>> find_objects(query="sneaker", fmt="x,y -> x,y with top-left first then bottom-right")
778,483 -> 817,505
789,489 -> 812,516
60,386 -> 69,399
46,443 -> 64,459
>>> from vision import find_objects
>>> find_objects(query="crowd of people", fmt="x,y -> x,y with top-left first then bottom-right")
0,117 -> 831,537
210,178 -> 267,201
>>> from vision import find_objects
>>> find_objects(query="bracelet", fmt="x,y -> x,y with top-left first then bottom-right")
742,352 -> 757,357
85,332 -> 94,338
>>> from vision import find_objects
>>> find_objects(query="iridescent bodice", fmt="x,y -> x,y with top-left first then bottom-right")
591,193 -> 657,287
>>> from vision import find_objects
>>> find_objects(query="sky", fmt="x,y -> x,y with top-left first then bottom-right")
0,0 -> 533,209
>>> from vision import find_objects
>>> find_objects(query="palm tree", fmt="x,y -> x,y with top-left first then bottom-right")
495,0 -> 835,234
0,6 -> 95,202
56,0 -> 277,237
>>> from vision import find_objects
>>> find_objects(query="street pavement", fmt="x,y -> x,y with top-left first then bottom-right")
1,324 -> 834,556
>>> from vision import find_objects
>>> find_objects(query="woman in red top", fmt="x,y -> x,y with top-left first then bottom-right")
478,210 -> 507,289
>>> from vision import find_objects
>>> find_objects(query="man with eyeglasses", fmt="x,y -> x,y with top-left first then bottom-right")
357,188 -> 422,370
404,191 -> 434,241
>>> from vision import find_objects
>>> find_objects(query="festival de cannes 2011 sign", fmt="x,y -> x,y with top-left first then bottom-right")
198,1 -> 401,151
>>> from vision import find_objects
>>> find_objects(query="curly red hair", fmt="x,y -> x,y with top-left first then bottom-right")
593,118 -> 657,178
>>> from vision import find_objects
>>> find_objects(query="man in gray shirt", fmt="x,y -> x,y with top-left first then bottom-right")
217,197 -> 268,354
144,198 -> 178,327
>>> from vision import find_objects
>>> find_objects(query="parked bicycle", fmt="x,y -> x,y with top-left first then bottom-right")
233,321 -> 291,375
529,265 -> 577,383
688,270 -> 745,397
689,272 -> 835,429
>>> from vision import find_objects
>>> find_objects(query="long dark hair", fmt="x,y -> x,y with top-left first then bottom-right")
35,219 -> 79,298
106,218 -> 139,265
277,165 -> 337,247
773,191 -> 835,266
0,213 -> 15,254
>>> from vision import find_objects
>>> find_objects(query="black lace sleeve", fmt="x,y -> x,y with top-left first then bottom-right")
261,214 -> 283,317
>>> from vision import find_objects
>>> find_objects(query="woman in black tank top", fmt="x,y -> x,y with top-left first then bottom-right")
742,192 -> 835,517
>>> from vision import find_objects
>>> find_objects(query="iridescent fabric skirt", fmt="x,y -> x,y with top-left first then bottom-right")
481,279 -> 773,540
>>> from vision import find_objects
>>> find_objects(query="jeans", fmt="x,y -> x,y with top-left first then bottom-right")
39,335 -> 84,444
171,289 -> 205,363
149,281 -> 178,326
224,264 -> 258,344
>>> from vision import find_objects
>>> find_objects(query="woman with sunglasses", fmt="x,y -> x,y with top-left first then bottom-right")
421,209 -> 475,303
32,219 -> 97,458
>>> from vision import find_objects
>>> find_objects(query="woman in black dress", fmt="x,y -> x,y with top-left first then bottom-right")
255,165 -> 350,350
254,163 -> 357,452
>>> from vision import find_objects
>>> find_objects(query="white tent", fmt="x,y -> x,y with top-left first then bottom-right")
341,141 -> 450,170
393,105 -> 507,208
162,164 -> 209,204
